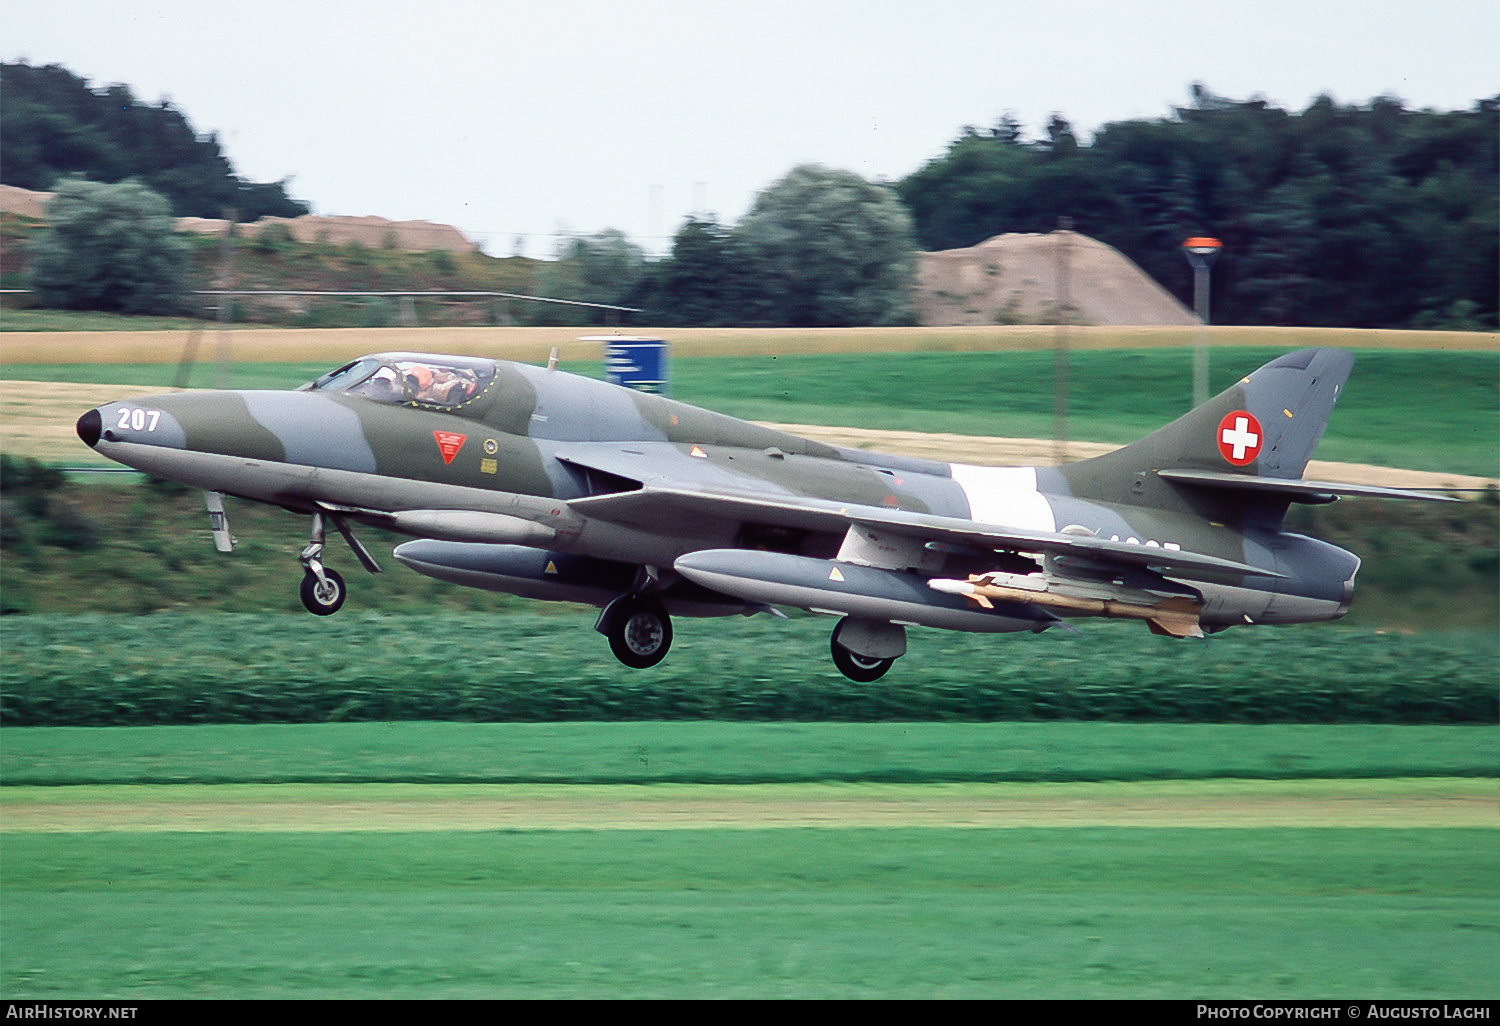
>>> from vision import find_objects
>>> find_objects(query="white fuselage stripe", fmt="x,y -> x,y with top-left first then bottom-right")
950,464 -> 1056,533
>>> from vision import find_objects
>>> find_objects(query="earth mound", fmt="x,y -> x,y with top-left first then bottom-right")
916,231 -> 1197,327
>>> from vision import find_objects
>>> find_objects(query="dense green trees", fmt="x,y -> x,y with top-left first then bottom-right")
27,177 -> 191,314
1,60 -> 308,222
638,218 -> 766,327
896,88 -> 1498,329
532,229 -> 649,325
735,165 -> 917,326
631,92 -> 1494,330
637,165 -> 918,327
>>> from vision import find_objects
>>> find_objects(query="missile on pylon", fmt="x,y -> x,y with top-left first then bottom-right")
927,571 -> 1205,638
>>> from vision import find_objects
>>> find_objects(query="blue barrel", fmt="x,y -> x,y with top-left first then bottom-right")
590,336 -> 669,394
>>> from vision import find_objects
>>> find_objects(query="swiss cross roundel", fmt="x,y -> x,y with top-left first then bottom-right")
1216,410 -> 1263,466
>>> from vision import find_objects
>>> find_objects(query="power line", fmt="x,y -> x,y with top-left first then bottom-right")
191,289 -> 641,313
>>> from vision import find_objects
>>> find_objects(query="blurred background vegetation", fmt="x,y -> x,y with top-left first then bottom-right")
0,61 -> 307,222
3,62 -> 1495,331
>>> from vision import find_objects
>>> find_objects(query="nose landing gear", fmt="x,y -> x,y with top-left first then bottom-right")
297,510 -> 381,615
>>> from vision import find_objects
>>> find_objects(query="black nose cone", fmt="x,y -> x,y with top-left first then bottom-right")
77,408 -> 102,448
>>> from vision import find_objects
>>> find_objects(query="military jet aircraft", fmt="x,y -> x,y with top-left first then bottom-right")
76,346 -> 1446,680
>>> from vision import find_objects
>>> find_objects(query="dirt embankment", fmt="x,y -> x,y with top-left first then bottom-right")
2,779 -> 1490,832
916,231 -> 1199,327
1,184 -> 478,253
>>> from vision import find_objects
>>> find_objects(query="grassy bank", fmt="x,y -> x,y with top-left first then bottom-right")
2,611 -> 1494,725
3,721 -> 1493,784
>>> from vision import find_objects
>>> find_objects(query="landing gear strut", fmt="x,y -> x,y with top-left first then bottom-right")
298,513 -> 345,615
297,511 -> 380,615
597,592 -> 673,669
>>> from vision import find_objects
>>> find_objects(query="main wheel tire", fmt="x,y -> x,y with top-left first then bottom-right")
829,629 -> 895,682
300,567 -> 346,615
606,596 -> 672,668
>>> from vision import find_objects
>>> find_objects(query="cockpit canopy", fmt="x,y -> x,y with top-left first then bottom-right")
307,353 -> 497,409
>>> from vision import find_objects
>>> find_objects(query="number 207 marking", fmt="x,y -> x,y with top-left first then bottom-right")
116,407 -> 161,431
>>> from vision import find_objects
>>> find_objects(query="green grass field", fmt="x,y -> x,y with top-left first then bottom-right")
3,722 -> 1496,997
2,825 -> 1495,998
665,348 -> 1500,476
0,308 -> 210,333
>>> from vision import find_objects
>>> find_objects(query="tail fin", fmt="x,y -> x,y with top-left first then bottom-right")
1059,348 -> 1355,511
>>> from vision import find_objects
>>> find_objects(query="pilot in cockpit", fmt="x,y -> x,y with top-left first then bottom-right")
358,366 -> 404,401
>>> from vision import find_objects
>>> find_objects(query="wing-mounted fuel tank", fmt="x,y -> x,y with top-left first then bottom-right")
392,540 -> 754,618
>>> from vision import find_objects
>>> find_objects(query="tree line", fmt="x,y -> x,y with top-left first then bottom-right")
6,62 -> 1495,330
1,60 -> 309,222
536,87 -> 1498,331
540,165 -> 919,328
896,85 -> 1498,330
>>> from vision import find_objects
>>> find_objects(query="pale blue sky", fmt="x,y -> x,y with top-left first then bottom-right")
5,0 -> 1497,256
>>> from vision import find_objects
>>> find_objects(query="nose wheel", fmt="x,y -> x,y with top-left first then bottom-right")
300,566 -> 346,615
297,511 -> 378,615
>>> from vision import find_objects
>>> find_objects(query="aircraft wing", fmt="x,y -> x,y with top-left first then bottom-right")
568,482 -> 1279,581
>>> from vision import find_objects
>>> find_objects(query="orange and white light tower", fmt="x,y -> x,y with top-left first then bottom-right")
1182,236 -> 1222,407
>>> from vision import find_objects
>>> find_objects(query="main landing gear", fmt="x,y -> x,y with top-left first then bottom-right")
298,511 -> 381,615
829,617 -> 904,682
596,567 -> 674,669
597,591 -> 673,669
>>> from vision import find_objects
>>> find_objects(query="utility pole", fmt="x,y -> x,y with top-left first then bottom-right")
1182,236 -> 1222,407
1053,217 -> 1073,464
215,209 -> 239,390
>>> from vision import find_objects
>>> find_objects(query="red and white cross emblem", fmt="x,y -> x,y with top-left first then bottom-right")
1216,411 -> 1263,466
